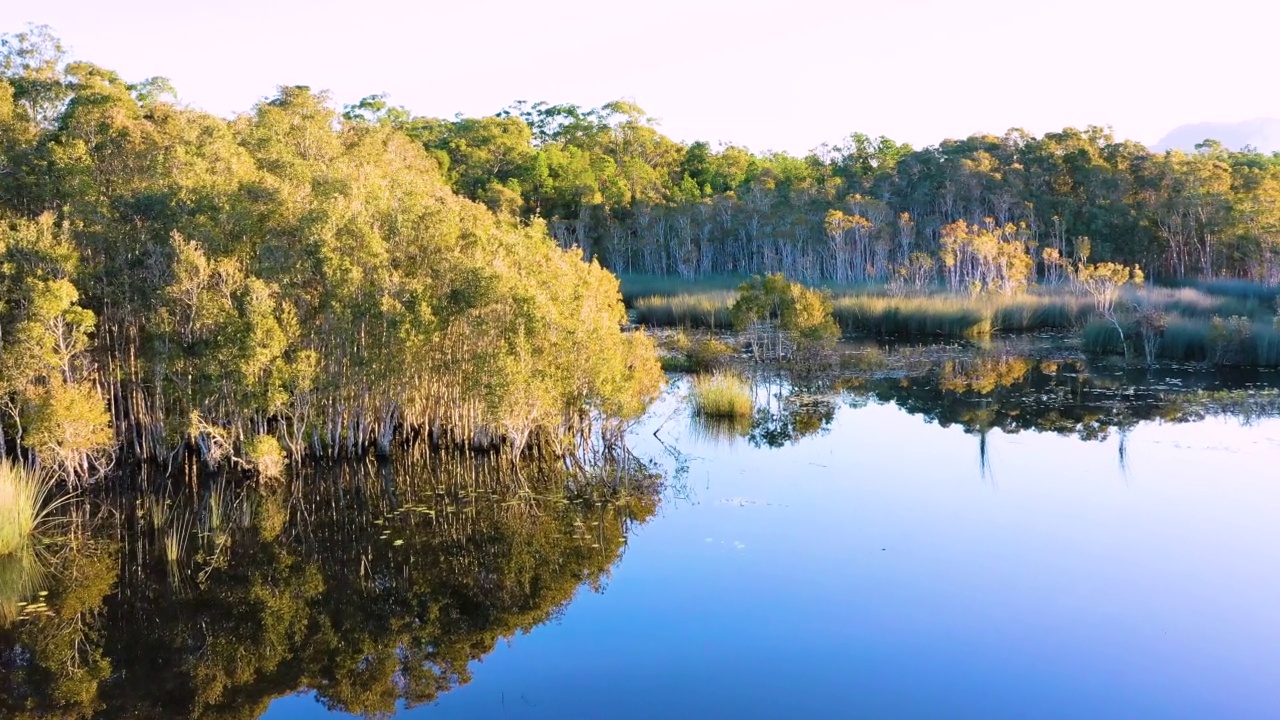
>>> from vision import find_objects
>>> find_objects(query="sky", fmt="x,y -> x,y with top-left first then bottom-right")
4,0 -> 1279,154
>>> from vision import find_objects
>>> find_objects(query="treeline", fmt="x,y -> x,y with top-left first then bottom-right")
0,26 -> 663,478
366,93 -> 1280,286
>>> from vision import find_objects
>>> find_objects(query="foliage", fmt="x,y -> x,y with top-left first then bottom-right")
0,36 -> 665,466
244,434 -> 286,480
663,332 -> 736,373
315,87 -> 1280,290
938,219 -> 1035,295
732,274 -> 838,344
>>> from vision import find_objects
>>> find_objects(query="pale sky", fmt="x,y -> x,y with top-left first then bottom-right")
4,0 -> 1278,154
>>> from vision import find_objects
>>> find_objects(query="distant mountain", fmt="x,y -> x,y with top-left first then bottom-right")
1153,118 -> 1280,154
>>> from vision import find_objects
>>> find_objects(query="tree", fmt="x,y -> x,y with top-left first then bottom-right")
732,273 -> 838,359
0,24 -> 68,128
1075,260 -> 1144,359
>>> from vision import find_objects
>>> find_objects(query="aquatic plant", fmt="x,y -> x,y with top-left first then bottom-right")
0,460 -> 61,557
633,291 -> 736,328
832,295 -> 994,338
690,373 -> 754,418
1084,315 -> 1280,367
662,332 -> 738,373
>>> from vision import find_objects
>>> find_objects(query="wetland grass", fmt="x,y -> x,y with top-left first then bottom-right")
632,292 -> 736,329
0,461 -> 59,557
1082,315 -> 1280,366
690,373 -> 754,418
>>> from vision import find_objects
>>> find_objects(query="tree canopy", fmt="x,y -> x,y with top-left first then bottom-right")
0,26 -> 664,475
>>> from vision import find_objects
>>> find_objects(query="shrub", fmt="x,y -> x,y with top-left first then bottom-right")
1209,315 -> 1253,365
244,434 -> 287,480
686,337 -> 736,373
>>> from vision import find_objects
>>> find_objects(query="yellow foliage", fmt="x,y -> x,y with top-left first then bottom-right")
21,380 -> 113,479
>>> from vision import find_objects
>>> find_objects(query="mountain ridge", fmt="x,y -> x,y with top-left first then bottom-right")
1153,118 -> 1280,153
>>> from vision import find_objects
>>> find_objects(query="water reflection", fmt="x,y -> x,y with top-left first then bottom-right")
687,347 -> 1280,452
0,454 -> 661,719
8,345 -> 1280,719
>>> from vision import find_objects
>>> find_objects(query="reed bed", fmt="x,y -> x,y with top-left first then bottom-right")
1124,286 -> 1271,320
690,373 -> 754,418
1082,316 -> 1280,367
1186,279 -> 1280,303
832,296 -> 994,338
830,294 -> 1097,338
627,278 -> 1280,368
632,292 -> 736,329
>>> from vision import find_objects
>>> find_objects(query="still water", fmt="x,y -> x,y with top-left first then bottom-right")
5,351 -> 1280,719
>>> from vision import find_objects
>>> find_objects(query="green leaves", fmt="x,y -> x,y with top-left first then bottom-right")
0,65 -> 666,465
732,273 -> 839,346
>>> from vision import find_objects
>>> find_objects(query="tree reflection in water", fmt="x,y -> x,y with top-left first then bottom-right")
0,453 -> 661,719
688,348 -> 1280,454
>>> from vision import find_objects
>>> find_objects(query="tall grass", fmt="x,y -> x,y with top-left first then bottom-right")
690,373 -> 754,418
832,295 -> 994,337
830,294 -> 1091,337
1185,278 -> 1280,303
1083,316 -> 1280,367
1125,286 -> 1272,320
0,461 -> 60,557
632,292 -> 736,328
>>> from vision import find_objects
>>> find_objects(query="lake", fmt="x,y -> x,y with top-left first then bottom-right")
4,345 -> 1280,719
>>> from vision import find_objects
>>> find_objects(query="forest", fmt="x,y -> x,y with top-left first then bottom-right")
0,26 -> 664,480
4,22 -> 1280,480
369,90 -> 1280,286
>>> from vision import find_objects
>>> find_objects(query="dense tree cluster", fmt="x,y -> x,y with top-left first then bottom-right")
0,26 -> 663,476
381,95 -> 1280,287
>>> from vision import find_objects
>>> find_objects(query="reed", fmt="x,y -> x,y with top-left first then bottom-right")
632,292 -> 736,329
0,461 -> 60,557
831,295 -> 994,338
1126,286 -> 1269,320
689,373 -> 754,418
1084,315 -> 1280,367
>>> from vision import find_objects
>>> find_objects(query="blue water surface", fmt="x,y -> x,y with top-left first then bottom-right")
265,387 -> 1280,719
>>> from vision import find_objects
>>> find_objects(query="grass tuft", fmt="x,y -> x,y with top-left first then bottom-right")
690,373 -> 754,418
0,461 -> 60,557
